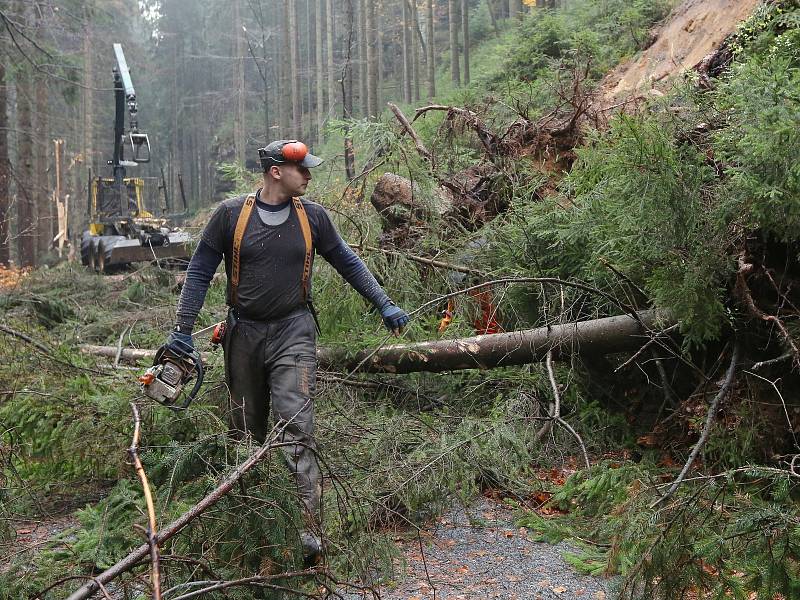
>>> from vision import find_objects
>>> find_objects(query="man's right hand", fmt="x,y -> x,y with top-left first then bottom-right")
164,330 -> 195,358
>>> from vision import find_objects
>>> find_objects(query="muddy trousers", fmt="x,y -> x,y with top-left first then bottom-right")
224,307 -> 321,520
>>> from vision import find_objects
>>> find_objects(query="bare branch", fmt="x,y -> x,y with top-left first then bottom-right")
128,403 -> 162,599
388,102 -> 433,165
535,350 -> 590,468
652,341 -> 740,507
64,426 -> 296,600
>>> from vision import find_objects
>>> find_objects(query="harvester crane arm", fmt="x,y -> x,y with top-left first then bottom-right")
112,43 -> 150,171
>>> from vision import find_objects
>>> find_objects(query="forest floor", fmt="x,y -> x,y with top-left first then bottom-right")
338,495 -> 612,600
0,498 -> 612,599
1,514 -> 78,575
0,493 -> 614,598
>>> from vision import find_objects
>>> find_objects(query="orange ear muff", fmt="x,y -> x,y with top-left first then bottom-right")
282,141 -> 308,162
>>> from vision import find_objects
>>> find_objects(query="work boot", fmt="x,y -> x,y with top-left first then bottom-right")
300,531 -> 323,567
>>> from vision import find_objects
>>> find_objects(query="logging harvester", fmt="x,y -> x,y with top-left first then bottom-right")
81,44 -> 191,272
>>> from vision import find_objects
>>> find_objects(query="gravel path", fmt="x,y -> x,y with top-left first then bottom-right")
339,497 -> 614,600
0,514 -> 78,574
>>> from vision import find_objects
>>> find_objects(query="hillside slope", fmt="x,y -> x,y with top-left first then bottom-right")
601,0 -> 760,104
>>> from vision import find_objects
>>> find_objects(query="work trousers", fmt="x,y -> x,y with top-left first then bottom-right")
223,307 -> 321,520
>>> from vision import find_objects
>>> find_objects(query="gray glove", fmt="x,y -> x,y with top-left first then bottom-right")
380,303 -> 410,335
164,330 -> 195,358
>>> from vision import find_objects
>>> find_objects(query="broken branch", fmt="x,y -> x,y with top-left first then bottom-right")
64,429 -> 294,600
652,341 -> 740,507
388,102 -> 433,165
128,402 -> 161,600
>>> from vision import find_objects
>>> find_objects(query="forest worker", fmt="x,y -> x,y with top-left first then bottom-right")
161,139 -> 410,562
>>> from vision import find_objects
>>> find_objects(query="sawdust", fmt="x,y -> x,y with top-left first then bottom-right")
600,0 -> 760,107
0,265 -> 29,290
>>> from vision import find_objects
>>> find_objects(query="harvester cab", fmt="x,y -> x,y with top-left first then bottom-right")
81,43 -> 191,272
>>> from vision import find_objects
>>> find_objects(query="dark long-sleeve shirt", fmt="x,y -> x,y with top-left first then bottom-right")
175,196 -> 390,331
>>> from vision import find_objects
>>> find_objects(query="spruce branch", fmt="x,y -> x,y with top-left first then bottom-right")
0,322 -> 107,375
63,422 -> 298,600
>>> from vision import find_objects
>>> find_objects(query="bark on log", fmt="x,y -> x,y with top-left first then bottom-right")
369,172 -> 453,223
81,310 -> 670,374
317,310 -> 667,373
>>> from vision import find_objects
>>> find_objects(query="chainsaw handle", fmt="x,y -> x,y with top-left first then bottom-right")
168,355 -> 204,412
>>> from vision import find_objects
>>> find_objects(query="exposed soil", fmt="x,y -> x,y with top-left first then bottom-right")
600,0 -> 760,106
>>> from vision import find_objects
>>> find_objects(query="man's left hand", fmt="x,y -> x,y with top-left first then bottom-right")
381,303 -> 410,336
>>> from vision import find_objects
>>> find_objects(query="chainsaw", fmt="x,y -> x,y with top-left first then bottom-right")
139,346 -> 204,411
137,319 -> 229,410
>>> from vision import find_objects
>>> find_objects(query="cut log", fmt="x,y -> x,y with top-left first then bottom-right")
370,172 -> 453,223
81,310 -> 672,374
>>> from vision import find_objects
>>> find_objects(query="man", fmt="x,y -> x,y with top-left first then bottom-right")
163,140 -> 409,561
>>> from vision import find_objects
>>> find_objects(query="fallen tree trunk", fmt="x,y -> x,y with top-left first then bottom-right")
81,310 -> 671,374
318,310 -> 667,373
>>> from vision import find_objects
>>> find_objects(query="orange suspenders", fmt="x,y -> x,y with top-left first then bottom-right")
292,196 -> 313,304
230,194 -> 313,308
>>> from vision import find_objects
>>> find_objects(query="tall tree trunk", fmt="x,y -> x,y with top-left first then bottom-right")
426,0 -> 436,99
411,0 -> 421,102
508,0 -> 518,19
461,0 -> 470,85
275,3 -> 286,138
326,0 -> 336,117
366,0 -> 378,117
178,32 -> 190,208
377,0 -> 384,110
343,0 -> 355,179
82,3 -> 93,188
233,0 -> 246,165
71,97 -> 82,247
306,0 -> 314,139
253,11 -> 271,144
358,0 -> 368,116
289,0 -> 301,139
485,0 -> 499,34
402,0 -> 412,103
34,4 -> 51,260
0,59 -> 9,265
448,0 -> 460,86
316,0 -> 326,137
16,64 -> 35,267
34,71 -> 50,260
171,35 -> 179,207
